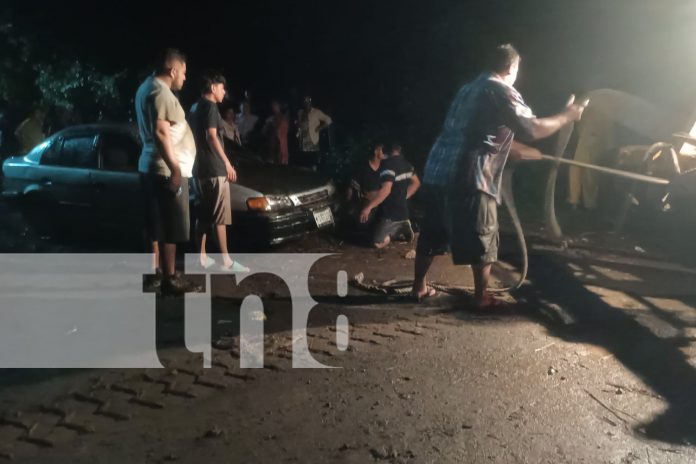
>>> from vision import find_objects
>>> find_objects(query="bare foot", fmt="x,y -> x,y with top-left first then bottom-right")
412,286 -> 437,302
475,294 -> 509,309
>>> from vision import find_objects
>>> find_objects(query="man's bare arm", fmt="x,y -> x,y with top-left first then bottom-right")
207,127 -> 236,182
525,96 -> 588,140
317,110 -> 332,131
360,181 -> 392,223
406,174 -> 421,199
509,141 -> 542,161
364,182 -> 392,211
154,119 -> 181,191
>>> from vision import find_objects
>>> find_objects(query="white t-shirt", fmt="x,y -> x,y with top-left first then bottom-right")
235,112 -> 259,141
298,107 -> 332,151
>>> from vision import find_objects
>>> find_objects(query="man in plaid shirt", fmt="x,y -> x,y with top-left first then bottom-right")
413,44 -> 587,308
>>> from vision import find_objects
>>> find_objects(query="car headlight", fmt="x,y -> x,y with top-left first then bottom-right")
246,195 -> 294,211
267,195 -> 294,210
325,182 -> 336,196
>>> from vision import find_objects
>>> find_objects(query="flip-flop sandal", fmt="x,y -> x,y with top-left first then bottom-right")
412,286 -> 437,303
219,260 -> 250,273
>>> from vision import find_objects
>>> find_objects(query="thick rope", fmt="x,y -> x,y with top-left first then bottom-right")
351,165 -> 529,297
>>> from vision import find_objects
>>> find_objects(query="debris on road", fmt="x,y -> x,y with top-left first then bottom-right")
534,342 -> 556,353
203,426 -> 224,439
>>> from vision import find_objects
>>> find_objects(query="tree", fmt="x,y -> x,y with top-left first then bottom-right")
35,60 -> 127,121
0,17 -> 129,121
0,21 -> 39,106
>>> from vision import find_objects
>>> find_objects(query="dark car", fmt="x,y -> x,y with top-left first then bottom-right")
1,124 -> 338,247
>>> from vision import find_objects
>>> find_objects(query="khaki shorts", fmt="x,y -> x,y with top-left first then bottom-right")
450,191 -> 499,265
140,173 -> 190,244
416,186 -> 499,265
195,177 -> 232,226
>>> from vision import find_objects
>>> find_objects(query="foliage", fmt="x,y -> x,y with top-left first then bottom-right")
0,21 -> 38,105
0,19 -> 127,119
35,60 -> 126,117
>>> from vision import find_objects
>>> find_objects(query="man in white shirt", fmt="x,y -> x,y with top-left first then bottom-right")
235,101 -> 259,145
296,96 -> 332,169
135,48 -> 200,295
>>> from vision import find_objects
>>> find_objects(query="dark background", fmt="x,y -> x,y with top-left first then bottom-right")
4,0 -> 696,166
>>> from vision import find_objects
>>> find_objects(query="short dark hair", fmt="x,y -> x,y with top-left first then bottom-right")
370,143 -> 384,157
390,144 -> 402,153
154,48 -> 187,76
200,71 -> 227,94
487,44 -> 520,74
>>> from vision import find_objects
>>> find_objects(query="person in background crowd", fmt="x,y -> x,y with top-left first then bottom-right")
236,101 -> 259,145
296,96 -> 332,170
264,100 -> 289,164
14,107 -> 46,153
221,107 -> 241,146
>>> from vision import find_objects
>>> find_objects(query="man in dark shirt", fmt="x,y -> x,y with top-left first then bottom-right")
413,44 -> 587,306
343,143 -> 385,243
348,143 -> 384,204
360,145 -> 421,248
190,72 -> 247,272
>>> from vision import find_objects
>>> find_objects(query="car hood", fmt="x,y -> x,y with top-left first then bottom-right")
235,159 -> 332,195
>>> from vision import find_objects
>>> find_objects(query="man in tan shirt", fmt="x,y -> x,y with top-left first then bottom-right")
135,48 -> 200,295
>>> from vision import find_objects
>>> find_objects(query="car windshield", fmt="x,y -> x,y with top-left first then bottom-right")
25,138 -> 54,163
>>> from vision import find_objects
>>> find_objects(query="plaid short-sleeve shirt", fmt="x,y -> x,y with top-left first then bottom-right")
422,73 -> 535,203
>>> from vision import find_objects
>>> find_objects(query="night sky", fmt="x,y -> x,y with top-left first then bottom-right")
4,0 -> 696,158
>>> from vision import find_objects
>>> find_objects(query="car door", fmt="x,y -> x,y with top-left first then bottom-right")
91,131 -> 143,228
38,133 -> 97,212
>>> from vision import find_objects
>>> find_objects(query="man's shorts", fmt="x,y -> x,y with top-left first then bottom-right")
373,218 -> 414,245
140,173 -> 190,244
195,177 -> 232,227
416,185 -> 499,265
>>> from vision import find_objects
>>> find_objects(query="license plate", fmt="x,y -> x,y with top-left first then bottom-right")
313,207 -> 334,228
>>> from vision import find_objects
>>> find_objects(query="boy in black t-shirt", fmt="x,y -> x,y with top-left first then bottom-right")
190,72 -> 247,272
359,145 -> 421,248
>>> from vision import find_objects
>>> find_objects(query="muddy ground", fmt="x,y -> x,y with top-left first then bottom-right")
0,197 -> 695,463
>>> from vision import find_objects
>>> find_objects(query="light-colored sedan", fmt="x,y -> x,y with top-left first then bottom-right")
1,124 -> 338,247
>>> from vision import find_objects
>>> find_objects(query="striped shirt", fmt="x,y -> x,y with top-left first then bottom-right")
422,73 -> 535,203
379,154 -> 415,221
